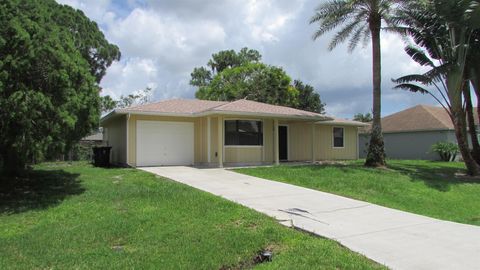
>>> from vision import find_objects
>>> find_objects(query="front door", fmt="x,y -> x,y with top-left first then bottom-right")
279,126 -> 288,161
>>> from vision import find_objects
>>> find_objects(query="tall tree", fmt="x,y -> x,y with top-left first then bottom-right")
310,0 -> 403,167
0,0 -> 120,175
192,48 -> 325,113
392,0 -> 480,175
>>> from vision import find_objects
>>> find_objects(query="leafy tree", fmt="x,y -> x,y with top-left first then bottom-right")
190,67 -> 212,88
192,48 -> 325,113
353,113 -> 373,123
206,47 -> 261,73
293,80 -> 325,114
0,0 -> 120,175
116,87 -> 152,109
392,0 -> 480,175
195,62 -> 298,106
100,95 -> 118,113
100,87 -> 152,114
310,0 -> 405,167
100,87 -> 153,114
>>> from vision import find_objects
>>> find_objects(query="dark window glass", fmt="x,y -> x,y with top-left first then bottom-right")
333,127 -> 344,148
225,120 -> 263,146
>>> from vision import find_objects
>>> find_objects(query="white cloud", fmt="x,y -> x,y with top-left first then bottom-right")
101,58 -> 158,98
58,0 -> 438,118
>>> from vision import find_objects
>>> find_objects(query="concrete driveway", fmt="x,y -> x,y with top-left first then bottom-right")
140,166 -> 480,270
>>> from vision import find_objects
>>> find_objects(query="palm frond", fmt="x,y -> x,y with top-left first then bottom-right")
423,63 -> 450,83
328,19 -> 363,51
393,83 -> 430,94
392,74 -> 432,85
347,22 -> 368,52
404,46 -> 435,67
310,0 -> 356,40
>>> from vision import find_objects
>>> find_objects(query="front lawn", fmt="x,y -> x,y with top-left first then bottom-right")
0,162 -> 383,269
236,160 -> 480,226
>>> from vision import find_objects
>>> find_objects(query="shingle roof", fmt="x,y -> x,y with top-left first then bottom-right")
122,99 -> 228,114
115,99 -> 328,119
360,104 -> 478,133
382,105 -> 453,132
317,117 -> 369,127
211,99 -> 322,117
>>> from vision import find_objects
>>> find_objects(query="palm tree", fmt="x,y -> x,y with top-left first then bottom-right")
392,0 -> 480,175
310,0 -> 403,167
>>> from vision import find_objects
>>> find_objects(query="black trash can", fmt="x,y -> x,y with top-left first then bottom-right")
92,146 -> 111,167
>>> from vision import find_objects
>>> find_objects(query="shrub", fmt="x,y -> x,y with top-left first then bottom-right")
431,142 -> 459,161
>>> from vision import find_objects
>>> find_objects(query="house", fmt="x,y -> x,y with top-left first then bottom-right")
359,104 -> 478,160
100,99 -> 367,167
81,130 -> 104,144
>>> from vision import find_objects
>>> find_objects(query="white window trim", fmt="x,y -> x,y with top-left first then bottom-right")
332,126 -> 345,149
223,118 -> 264,147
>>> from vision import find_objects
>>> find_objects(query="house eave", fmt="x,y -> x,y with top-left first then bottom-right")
102,109 -> 331,122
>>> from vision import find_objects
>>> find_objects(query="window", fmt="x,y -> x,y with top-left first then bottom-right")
333,127 -> 344,148
225,120 -> 263,146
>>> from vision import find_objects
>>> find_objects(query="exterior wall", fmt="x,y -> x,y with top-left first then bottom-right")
288,122 -> 313,161
358,130 -> 454,160
104,113 -> 360,167
103,115 -> 127,165
263,119 -> 274,162
224,147 -> 263,163
210,116 -> 219,164
316,125 -> 358,160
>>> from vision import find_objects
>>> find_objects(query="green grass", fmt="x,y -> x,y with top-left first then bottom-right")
0,162 -> 383,269
236,160 -> 480,226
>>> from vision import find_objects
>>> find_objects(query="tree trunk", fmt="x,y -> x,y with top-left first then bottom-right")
463,84 -> 480,164
365,15 -> 386,167
451,105 -> 480,175
471,69 -> 480,131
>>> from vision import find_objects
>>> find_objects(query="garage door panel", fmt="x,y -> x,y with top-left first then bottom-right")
136,120 -> 194,166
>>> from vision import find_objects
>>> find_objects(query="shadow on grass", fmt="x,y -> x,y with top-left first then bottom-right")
0,169 -> 84,214
386,161 -> 477,192
290,161 -> 477,192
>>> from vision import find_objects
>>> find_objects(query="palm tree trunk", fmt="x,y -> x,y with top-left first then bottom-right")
463,84 -> 480,164
365,15 -> 386,167
451,104 -> 480,175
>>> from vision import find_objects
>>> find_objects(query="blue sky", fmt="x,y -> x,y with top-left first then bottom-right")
58,0 -> 437,118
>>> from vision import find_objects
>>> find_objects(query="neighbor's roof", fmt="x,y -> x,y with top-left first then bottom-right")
104,99 -> 331,121
81,131 -> 103,141
361,104 -> 477,133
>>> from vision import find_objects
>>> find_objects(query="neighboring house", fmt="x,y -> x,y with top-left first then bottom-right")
101,99 -> 367,167
81,131 -> 104,144
359,104 -> 478,160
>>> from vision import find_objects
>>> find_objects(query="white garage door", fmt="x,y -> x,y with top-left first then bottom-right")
136,120 -> 194,166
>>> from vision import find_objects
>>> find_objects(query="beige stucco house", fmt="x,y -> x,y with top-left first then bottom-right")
100,99 -> 367,167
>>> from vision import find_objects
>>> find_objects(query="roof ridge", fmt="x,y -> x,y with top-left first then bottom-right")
421,105 -> 452,129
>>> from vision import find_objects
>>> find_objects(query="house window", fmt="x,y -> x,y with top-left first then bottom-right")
225,120 -> 263,146
333,127 -> 344,148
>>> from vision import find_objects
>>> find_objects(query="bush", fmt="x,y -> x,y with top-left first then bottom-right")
431,142 -> 459,161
